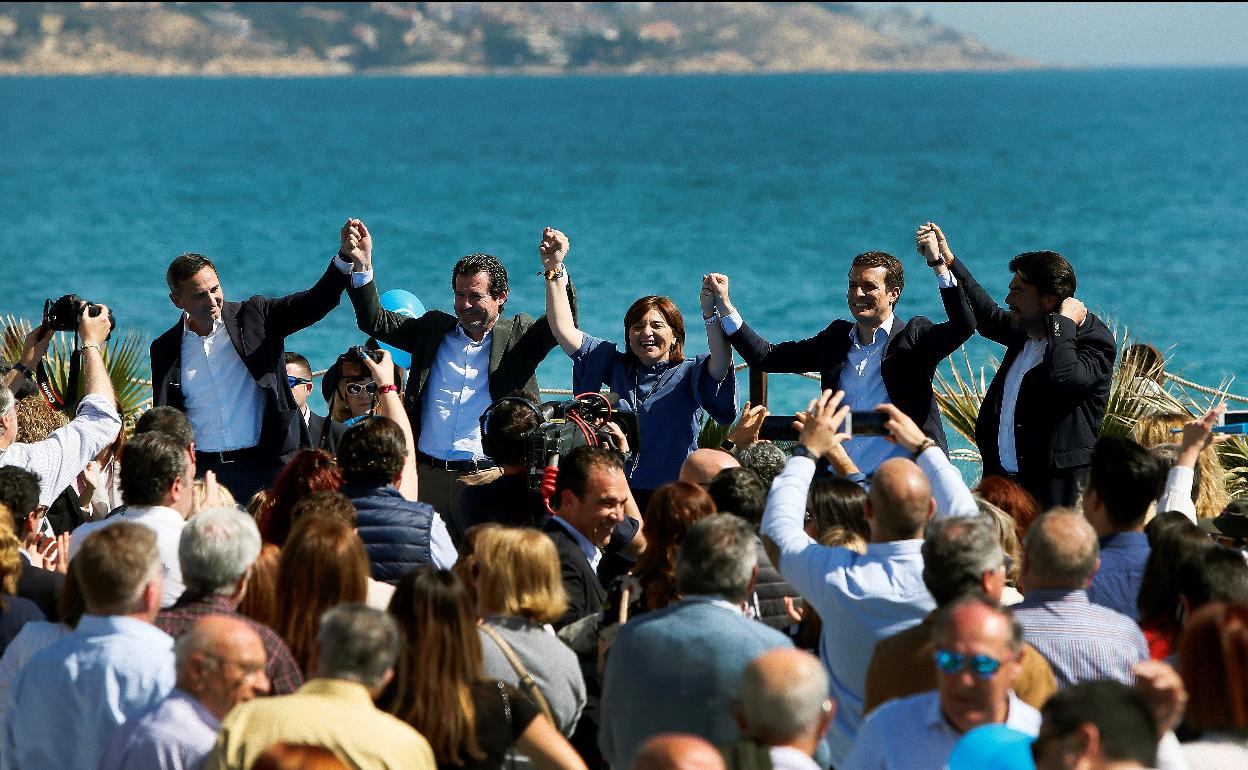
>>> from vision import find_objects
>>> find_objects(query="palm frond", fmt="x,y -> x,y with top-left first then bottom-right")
1216,437 -> 1248,498
698,413 -> 733,449
933,346 -> 993,456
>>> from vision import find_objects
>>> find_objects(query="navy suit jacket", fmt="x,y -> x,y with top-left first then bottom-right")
150,261 -> 348,460
950,259 -> 1115,489
544,518 -> 607,630
599,599 -> 792,770
726,283 -> 975,451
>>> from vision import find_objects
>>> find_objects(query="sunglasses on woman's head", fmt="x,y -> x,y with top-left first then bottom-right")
345,382 -> 377,396
933,650 -> 1004,679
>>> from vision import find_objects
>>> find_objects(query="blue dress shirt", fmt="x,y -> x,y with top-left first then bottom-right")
97,688 -> 219,770
1012,589 -> 1148,690
571,334 -> 737,491
1086,531 -> 1151,620
2,614 -> 175,770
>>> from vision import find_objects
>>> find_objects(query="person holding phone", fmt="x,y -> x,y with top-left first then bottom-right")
539,228 -> 737,505
705,231 -> 973,477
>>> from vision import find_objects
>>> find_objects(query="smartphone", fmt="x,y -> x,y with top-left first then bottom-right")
758,415 -> 800,442
1221,410 -> 1248,427
844,411 -> 889,436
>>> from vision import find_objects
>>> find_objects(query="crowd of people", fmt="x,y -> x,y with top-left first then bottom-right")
0,217 -> 1244,770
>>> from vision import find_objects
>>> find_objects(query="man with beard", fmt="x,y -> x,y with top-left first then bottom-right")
923,223 -> 1114,508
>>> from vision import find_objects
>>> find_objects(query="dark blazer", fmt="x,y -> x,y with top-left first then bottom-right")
150,262 -> 349,459
305,412 -> 345,457
726,284 -> 975,451
950,259 -> 1115,495
17,559 -> 65,622
347,279 -> 575,448
543,517 -> 606,629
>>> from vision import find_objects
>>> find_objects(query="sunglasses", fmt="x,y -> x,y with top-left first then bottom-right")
933,650 -> 1005,679
286,375 -> 312,389
344,381 -> 377,396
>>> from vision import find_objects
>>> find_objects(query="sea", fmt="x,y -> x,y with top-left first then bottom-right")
2,70 -> 1246,420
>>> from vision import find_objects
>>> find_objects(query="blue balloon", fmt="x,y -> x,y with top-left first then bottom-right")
376,289 -> 425,369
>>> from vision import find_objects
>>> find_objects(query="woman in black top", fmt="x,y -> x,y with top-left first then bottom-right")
381,567 -> 587,770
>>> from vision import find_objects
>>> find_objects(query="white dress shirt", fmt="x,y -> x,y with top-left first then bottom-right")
769,746 -> 821,770
997,337 -> 1048,473
180,317 -> 264,452
552,516 -> 602,572
69,505 -> 187,608
417,325 -> 493,461
0,394 -> 122,507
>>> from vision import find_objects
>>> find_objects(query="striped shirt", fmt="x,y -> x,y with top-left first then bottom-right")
1012,589 -> 1148,689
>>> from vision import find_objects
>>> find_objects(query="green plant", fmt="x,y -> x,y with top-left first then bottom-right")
2,315 -> 151,421
697,412 -> 733,449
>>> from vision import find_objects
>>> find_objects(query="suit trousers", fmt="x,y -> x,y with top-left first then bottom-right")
417,463 -> 501,546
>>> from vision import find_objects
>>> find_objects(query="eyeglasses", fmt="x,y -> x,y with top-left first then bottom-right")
286,375 -> 312,389
933,650 -> 1005,679
344,382 -> 377,396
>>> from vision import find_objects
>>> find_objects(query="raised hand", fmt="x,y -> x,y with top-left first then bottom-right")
703,272 -> 734,316
360,348 -> 396,389
1058,297 -> 1087,326
339,218 -> 373,272
727,401 -> 768,450
539,227 -> 570,270
876,403 -> 927,454
916,225 -> 941,263
78,303 -> 112,347
798,390 -> 851,458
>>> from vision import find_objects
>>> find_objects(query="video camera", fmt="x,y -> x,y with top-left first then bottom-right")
480,393 -> 640,493
43,294 -> 114,341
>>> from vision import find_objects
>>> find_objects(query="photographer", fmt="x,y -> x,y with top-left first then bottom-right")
0,308 -> 122,507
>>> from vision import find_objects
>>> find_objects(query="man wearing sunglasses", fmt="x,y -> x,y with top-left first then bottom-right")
283,352 -> 343,458
845,596 -> 1040,769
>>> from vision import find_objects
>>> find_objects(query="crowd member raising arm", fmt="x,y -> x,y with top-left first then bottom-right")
540,227 -> 737,505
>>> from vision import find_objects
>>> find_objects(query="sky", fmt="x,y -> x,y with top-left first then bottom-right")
884,2 -> 1248,67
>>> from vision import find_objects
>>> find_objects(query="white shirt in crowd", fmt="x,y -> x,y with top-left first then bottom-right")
0,394 -> 122,508
70,505 -> 187,608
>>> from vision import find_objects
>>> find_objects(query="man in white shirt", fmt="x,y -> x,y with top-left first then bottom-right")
339,219 -> 575,520
150,238 -> 352,502
1,308 -> 122,507
844,596 -> 1041,770
71,431 -> 195,608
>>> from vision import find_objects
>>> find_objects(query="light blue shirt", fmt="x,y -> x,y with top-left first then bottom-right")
839,314 -> 907,475
97,688 -> 219,770
760,452 -> 977,766
2,614 -> 175,770
842,690 -> 1041,770
553,515 -> 602,572
417,325 -> 493,461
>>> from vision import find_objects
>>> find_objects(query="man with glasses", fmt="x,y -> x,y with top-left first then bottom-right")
283,352 -> 344,457
844,596 -> 1040,770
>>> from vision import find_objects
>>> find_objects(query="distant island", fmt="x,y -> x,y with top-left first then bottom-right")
0,2 -> 1030,76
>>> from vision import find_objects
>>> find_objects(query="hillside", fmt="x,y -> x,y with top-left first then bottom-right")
0,2 -> 1029,75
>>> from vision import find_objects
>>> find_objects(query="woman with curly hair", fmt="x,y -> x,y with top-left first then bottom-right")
382,567 -> 586,770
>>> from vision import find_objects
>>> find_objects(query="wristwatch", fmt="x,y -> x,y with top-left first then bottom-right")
719,439 -> 736,452
791,445 -> 818,461
912,438 -> 937,458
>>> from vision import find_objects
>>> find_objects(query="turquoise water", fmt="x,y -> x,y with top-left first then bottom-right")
2,70 -> 1246,414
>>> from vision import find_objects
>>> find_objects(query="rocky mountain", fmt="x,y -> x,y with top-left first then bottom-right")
0,2 -> 1029,76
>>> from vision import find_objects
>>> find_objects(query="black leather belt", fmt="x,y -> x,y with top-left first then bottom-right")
416,451 -> 495,474
196,446 -> 258,464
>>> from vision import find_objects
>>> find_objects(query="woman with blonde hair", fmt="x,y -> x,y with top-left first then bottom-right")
473,526 -> 586,741
1133,411 -> 1231,519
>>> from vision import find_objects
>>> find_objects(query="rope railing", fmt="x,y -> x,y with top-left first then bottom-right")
1163,372 -> 1248,403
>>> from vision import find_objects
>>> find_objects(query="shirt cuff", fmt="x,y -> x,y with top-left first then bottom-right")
334,253 -> 374,288
720,310 -> 744,335
936,271 -> 957,289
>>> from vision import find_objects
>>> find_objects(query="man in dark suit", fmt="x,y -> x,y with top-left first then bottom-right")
0,467 -> 65,620
704,234 -> 973,476
925,223 -> 1115,508
150,242 -> 351,502
283,352 -> 344,458
338,219 -> 575,519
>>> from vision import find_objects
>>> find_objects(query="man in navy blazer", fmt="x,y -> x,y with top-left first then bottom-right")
705,236 -> 973,475
924,223 -> 1115,508
599,514 -> 792,770
150,245 -> 351,501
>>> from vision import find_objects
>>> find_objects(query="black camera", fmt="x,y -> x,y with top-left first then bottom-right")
347,345 -> 384,364
480,393 -> 641,491
43,294 -> 114,340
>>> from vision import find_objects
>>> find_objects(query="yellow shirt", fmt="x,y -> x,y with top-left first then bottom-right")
202,678 -> 436,770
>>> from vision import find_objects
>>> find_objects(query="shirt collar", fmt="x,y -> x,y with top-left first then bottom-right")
680,594 -> 744,615
1020,588 -> 1088,604
452,324 -> 492,346
927,690 -> 1026,735
125,504 -> 187,524
849,314 -> 896,347
181,314 -> 224,338
553,516 -> 601,570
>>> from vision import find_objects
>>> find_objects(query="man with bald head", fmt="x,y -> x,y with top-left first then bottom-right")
632,734 -> 726,770
1012,509 -> 1148,689
721,649 -> 834,770
100,615 -> 270,770
760,391 -> 979,766
846,596 -> 1041,769
680,448 -> 740,486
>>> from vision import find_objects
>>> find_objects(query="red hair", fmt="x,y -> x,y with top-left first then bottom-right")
631,482 -> 716,611
975,475 -> 1040,543
1180,602 -> 1248,732
258,450 -> 343,546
